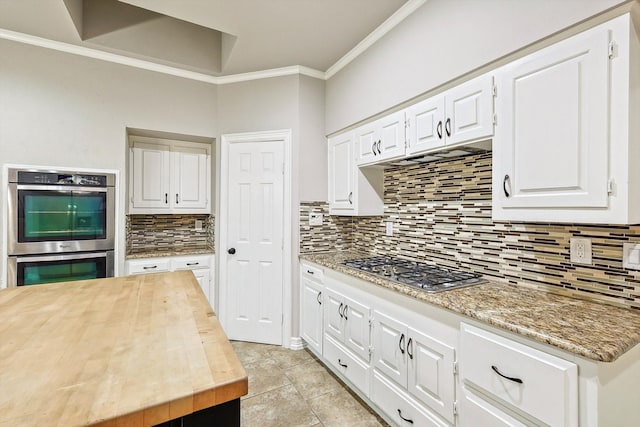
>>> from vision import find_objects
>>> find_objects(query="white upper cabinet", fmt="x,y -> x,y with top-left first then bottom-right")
328,132 -> 384,216
493,14 -> 640,224
356,110 -> 406,166
406,74 -> 494,156
129,136 -> 211,214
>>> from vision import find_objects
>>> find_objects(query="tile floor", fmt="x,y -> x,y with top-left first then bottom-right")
231,341 -> 390,427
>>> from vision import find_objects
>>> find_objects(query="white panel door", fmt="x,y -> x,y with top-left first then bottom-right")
173,145 -> 208,210
224,140 -> 284,344
408,327 -> 456,424
496,28 -> 609,209
300,276 -> 323,354
372,310 -> 407,387
130,142 -> 170,209
445,74 -> 494,145
406,96 -> 445,155
327,133 -> 355,212
342,295 -> 371,362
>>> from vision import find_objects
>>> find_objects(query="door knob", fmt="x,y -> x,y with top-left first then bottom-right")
228,248 -> 236,255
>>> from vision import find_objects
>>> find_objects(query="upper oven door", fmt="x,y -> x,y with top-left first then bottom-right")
8,184 -> 115,255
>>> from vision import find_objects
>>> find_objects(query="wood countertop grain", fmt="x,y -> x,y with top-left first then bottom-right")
0,271 -> 247,427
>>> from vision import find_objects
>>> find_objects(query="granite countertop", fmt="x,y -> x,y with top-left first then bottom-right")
300,251 -> 640,363
126,245 -> 215,259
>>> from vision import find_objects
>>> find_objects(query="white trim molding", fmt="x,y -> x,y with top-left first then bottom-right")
0,1 -> 425,84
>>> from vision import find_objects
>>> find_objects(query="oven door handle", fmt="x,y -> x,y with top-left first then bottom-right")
11,252 -> 109,263
15,184 -> 108,192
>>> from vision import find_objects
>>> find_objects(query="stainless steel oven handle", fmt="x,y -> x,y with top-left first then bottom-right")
16,184 -> 108,192
13,252 -> 109,263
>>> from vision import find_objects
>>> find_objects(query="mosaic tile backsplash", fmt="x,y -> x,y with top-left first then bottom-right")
127,214 -> 214,253
300,152 -> 640,309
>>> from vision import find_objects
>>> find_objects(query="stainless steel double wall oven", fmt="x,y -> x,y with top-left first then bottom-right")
7,168 -> 115,287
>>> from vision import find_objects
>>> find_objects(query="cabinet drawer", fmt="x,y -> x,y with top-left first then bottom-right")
460,323 -> 577,427
172,255 -> 211,270
323,334 -> 369,396
301,263 -> 324,282
127,259 -> 171,275
458,385 -> 527,427
371,370 -> 447,427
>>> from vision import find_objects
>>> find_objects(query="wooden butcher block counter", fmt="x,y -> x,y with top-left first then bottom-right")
0,271 -> 247,427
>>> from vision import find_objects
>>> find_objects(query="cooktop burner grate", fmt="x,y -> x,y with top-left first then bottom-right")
343,256 -> 485,292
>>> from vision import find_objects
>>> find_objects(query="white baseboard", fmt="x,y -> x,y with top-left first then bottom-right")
289,336 -> 305,350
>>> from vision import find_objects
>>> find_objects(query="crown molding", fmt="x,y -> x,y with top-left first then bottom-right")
0,1 -> 425,84
325,0 -> 427,79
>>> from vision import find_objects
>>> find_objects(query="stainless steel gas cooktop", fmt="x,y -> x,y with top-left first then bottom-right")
343,256 -> 485,292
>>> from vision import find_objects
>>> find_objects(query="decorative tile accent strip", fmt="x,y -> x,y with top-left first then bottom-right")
300,152 -> 640,309
127,214 -> 213,253
299,202 -> 353,254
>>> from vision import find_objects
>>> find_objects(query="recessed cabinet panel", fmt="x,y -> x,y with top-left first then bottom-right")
131,142 -> 170,209
328,132 -> 355,212
355,123 -> 378,165
343,296 -> 371,362
406,97 -> 445,155
356,111 -> 406,166
446,75 -> 494,145
495,28 -> 610,211
300,272 -> 323,354
372,310 -> 407,387
323,287 -> 345,342
173,146 -> 208,210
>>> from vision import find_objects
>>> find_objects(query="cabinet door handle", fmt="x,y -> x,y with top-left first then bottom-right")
338,358 -> 348,368
503,174 -> 511,198
165,193 -> 168,204
436,121 -> 443,139
407,337 -> 413,360
445,117 -> 451,137
397,409 -> 414,424
371,141 -> 377,155
491,365 -> 523,384
186,262 -> 199,266
143,265 -> 157,270
348,192 -> 353,205
317,292 -> 322,305
343,304 -> 348,320
339,302 -> 344,318
176,193 -> 179,204
376,140 -> 382,154
399,333 -> 406,354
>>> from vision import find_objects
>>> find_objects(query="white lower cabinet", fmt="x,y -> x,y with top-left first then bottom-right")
323,285 -> 371,362
300,263 -> 324,355
125,254 -> 215,306
459,323 -> 578,427
324,333 -> 370,393
458,384 -> 527,427
372,309 -> 456,424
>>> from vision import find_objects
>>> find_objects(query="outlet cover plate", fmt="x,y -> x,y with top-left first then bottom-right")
623,242 -> 640,270
570,237 -> 592,265
309,213 -> 323,226
386,221 -> 393,236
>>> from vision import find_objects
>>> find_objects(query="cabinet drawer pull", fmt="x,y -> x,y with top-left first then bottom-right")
397,409 -> 414,424
445,117 -> 451,137
306,270 -> 314,275
437,120 -> 443,139
503,174 -> 511,198
491,365 -> 523,384
317,292 -> 322,305
338,358 -> 348,368
407,337 -> 413,360
186,262 -> 199,266
143,265 -> 157,270
399,333 -> 406,354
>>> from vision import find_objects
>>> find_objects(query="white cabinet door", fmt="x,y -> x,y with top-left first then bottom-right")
328,132 -> 355,213
173,144 -> 209,210
372,309 -> 407,387
408,327 -> 455,424
323,287 -> 345,342
495,28 -> 610,211
356,111 -> 406,166
343,295 -> 371,362
446,75 -> 494,145
130,142 -> 171,210
301,275 -> 323,354
192,268 -> 210,301
406,96 -> 446,155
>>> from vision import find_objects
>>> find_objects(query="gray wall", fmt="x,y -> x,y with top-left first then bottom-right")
325,0 -> 629,134
0,39 -> 218,282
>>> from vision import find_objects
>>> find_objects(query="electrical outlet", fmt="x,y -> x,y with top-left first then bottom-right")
570,237 -> 592,265
386,221 -> 393,236
623,242 -> 640,270
194,219 -> 203,231
309,213 -> 323,226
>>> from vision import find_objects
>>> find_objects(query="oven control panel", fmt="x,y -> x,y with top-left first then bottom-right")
15,171 -> 109,187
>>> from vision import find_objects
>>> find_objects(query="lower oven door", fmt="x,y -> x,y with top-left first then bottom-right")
7,251 -> 114,287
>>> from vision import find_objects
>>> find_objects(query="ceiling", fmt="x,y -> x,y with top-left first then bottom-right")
0,0 -> 410,77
